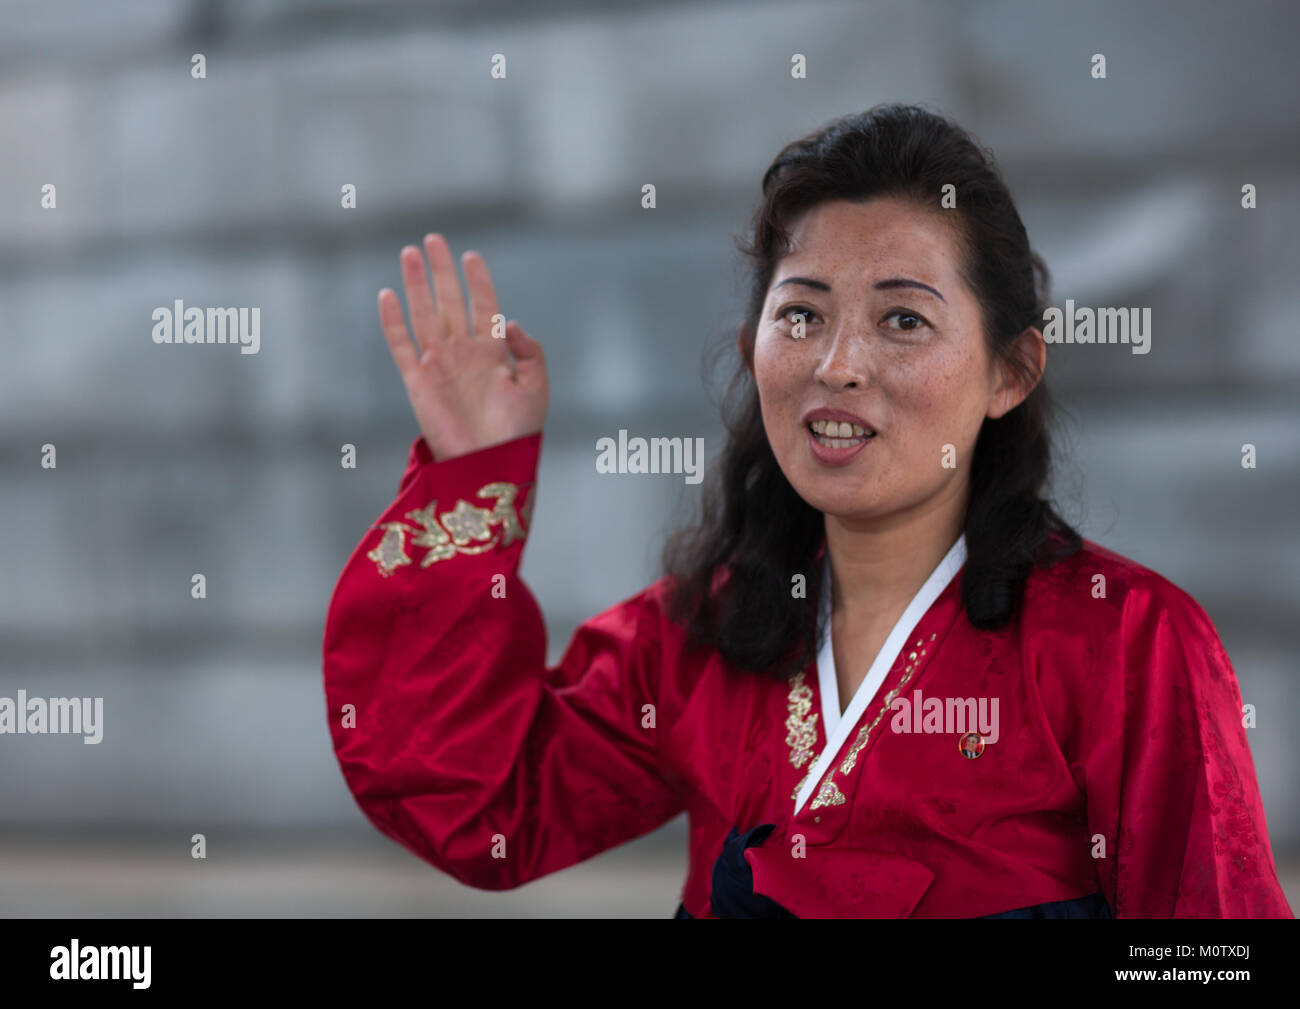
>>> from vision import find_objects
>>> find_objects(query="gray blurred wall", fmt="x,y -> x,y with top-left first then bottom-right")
0,0 -> 1296,908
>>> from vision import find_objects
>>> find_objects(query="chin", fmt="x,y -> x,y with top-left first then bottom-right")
791,482 -> 887,520
814,498 -> 889,522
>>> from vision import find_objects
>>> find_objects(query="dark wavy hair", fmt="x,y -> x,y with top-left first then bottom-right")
661,103 -> 1081,682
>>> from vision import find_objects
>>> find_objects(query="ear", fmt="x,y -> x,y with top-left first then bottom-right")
987,325 -> 1045,419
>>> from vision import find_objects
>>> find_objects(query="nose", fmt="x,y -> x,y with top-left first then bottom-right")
812,323 -> 869,391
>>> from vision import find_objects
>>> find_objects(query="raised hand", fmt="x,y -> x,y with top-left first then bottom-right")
377,233 -> 548,462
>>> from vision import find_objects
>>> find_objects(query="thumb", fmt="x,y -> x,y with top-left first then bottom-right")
505,320 -> 543,362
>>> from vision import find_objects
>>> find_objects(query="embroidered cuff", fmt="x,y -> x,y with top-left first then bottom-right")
367,431 -> 542,578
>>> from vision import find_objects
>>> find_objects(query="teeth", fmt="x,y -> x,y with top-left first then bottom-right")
809,418 -> 871,439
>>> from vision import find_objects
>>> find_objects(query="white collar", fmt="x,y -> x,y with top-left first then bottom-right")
798,533 -> 967,816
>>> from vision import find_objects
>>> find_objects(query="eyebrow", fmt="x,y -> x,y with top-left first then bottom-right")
774,275 -> 946,303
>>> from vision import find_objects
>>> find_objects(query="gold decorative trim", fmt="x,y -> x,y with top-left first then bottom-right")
811,777 -> 845,808
785,629 -> 942,812
784,669 -> 819,770
809,660 -> 920,810
368,481 -> 531,576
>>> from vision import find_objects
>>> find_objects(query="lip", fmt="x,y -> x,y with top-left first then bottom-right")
802,407 -> 877,467
806,424 -> 874,466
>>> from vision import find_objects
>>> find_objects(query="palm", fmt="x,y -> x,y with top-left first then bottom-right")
377,234 -> 548,462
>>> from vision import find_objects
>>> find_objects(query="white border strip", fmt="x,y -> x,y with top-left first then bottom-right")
797,533 -> 968,816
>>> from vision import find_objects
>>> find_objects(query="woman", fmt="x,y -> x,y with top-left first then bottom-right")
322,104 -> 1293,918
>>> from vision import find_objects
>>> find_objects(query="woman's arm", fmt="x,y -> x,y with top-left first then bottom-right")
322,430 -> 684,889
322,235 -> 682,890
1083,575 -> 1293,918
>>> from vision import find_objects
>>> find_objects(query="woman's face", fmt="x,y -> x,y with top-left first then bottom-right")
750,196 -> 1030,525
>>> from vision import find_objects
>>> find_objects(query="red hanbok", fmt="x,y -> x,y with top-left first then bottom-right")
322,432 -> 1293,918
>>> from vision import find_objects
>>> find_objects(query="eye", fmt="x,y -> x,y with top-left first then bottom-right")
778,305 -> 820,325
884,309 -> 928,331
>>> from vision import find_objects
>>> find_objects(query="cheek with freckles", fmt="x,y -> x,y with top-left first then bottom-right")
892,376 -> 952,458
899,348 -> 991,473
865,347 -> 989,509
753,343 -> 806,436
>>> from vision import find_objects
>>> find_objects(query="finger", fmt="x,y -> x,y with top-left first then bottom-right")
506,320 -> 546,380
399,245 -> 443,351
378,288 -> 422,380
462,250 -> 503,343
424,233 -> 468,342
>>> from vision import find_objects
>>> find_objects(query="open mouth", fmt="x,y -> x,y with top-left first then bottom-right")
808,418 -> 875,448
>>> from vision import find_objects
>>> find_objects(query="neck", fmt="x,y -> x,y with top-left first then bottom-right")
823,475 -> 968,620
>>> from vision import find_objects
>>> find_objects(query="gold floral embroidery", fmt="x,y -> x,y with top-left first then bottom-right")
478,482 -> 525,546
811,777 -> 845,808
368,522 -> 415,578
405,502 -> 458,566
368,481 -> 531,576
440,500 -> 495,545
784,669 -> 818,770
837,668 -> 915,778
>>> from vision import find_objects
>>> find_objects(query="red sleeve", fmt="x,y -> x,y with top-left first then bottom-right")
322,432 -> 684,890
1083,577 -> 1293,918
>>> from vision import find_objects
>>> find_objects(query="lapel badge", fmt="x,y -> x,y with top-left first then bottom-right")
958,731 -> 984,759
